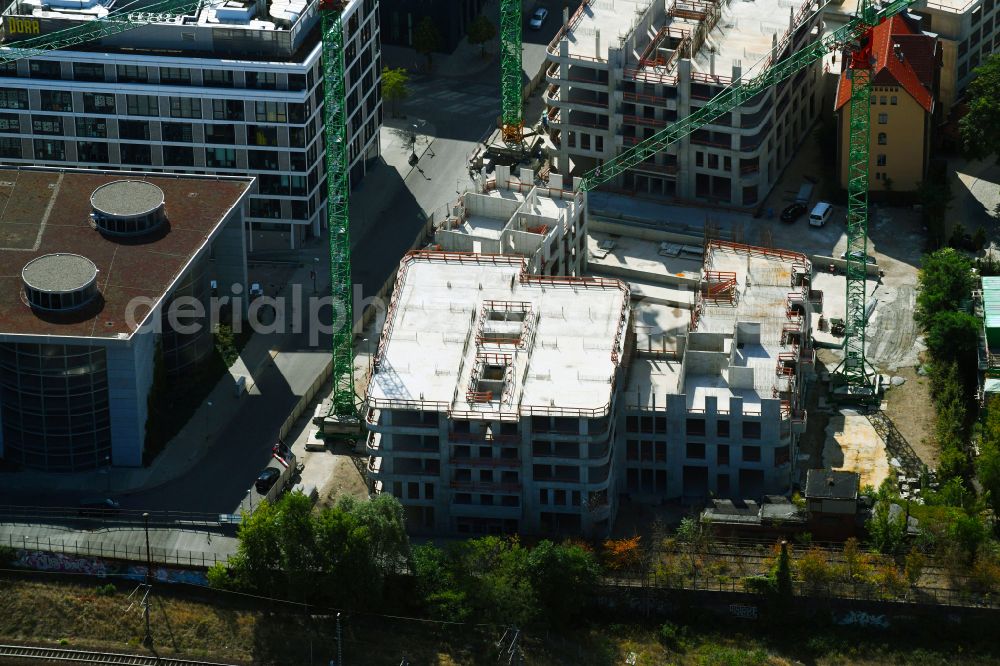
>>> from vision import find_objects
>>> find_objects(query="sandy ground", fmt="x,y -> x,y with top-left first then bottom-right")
883,366 -> 939,469
822,409 -> 891,490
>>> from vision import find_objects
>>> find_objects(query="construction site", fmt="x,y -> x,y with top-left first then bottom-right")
360,0 -> 942,537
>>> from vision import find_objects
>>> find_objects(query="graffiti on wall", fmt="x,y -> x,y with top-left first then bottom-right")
13,549 -> 206,586
125,564 -> 207,586
834,610 -> 890,628
15,550 -> 112,576
729,603 -> 759,620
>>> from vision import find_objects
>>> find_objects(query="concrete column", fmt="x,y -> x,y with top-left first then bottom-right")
106,331 -> 156,467
676,60 -> 694,200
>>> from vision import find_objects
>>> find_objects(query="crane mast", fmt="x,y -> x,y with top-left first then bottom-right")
500,0 -> 523,147
578,0 -> 909,400
319,1 -> 359,426
838,0 -> 879,398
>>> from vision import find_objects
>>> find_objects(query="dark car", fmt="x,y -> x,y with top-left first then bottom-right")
78,497 -> 121,517
780,203 -> 807,223
255,467 -> 281,495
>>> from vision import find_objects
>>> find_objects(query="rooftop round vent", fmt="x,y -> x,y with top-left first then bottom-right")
90,180 -> 166,237
22,253 -> 99,312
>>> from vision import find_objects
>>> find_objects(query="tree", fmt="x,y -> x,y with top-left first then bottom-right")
867,480 -> 907,555
917,174 -> 954,248
214,493 -> 410,607
602,536 -> 643,573
526,541 -> 599,628
916,248 -> 975,328
381,66 -> 409,118
977,396 -> 1000,513
924,310 -> 980,370
772,541 -> 793,599
797,548 -> 834,594
960,53 -> 1000,162
467,15 -> 496,57
413,17 -> 442,70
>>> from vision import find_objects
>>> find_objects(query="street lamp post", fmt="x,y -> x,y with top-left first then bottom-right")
142,512 -> 153,647
104,454 -> 111,494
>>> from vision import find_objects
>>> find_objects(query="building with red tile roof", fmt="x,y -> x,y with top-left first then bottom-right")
835,14 -> 941,192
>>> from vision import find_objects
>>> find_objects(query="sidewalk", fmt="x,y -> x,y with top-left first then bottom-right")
349,121 -> 435,244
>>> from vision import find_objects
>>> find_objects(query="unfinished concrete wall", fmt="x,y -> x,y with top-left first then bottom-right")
464,192 -> 521,221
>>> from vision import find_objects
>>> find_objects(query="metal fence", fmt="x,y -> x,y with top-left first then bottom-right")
4,532 -> 230,569
603,570 -> 1000,610
0,504 -> 226,529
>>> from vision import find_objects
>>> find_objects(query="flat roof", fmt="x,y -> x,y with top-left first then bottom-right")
983,275 -> 1000,331
687,242 -> 809,411
562,0 -> 648,60
367,253 -> 629,418
564,0 -> 818,81
691,0 -> 802,77
805,469 -> 860,500
0,167 -> 250,340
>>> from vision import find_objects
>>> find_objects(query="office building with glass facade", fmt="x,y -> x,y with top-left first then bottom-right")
0,0 -> 382,251
0,167 -> 250,471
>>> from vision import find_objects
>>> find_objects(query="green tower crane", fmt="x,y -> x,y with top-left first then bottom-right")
578,0 -> 907,401
499,0 -> 523,147
319,0 -> 359,430
0,0 -> 362,427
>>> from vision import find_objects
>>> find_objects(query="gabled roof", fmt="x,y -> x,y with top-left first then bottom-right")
835,15 -> 936,114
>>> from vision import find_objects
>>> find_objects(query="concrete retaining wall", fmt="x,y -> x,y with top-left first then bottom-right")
811,254 -> 881,278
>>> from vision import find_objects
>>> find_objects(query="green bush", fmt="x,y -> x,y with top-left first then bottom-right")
95,583 -> 116,596
0,545 -> 16,565
657,620 -> 688,650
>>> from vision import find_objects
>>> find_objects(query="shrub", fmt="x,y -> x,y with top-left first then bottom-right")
95,583 -> 116,596
797,548 -> 834,594
657,620 -> 688,650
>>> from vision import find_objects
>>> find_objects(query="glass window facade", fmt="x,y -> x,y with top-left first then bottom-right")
0,343 -> 112,471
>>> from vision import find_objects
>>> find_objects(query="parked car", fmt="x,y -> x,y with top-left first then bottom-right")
529,7 -> 548,29
254,467 -> 281,495
78,497 -> 121,517
809,201 -> 834,227
840,250 -> 876,264
780,202 -> 807,224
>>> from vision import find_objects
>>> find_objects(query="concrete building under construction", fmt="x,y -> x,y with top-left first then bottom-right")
365,252 -> 631,536
619,241 -> 814,503
431,165 -> 588,277
364,241 -> 815,537
543,0 -> 824,207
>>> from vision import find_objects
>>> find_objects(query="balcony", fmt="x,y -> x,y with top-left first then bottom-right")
450,481 -> 522,493
365,430 -> 380,453
450,456 -> 521,468
623,114 -> 667,128
367,455 -> 383,477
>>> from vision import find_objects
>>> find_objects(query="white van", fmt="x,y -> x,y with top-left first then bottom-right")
809,202 -> 833,227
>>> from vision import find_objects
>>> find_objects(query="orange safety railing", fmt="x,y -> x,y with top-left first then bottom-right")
466,390 -> 495,404
776,352 -> 797,377
706,239 -> 809,266
702,270 -> 737,304
623,114 -> 667,127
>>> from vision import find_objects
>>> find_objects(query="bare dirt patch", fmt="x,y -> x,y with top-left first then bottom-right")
883,366 -> 938,469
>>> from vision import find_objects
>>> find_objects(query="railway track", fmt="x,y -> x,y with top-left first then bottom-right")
0,644 -> 239,666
